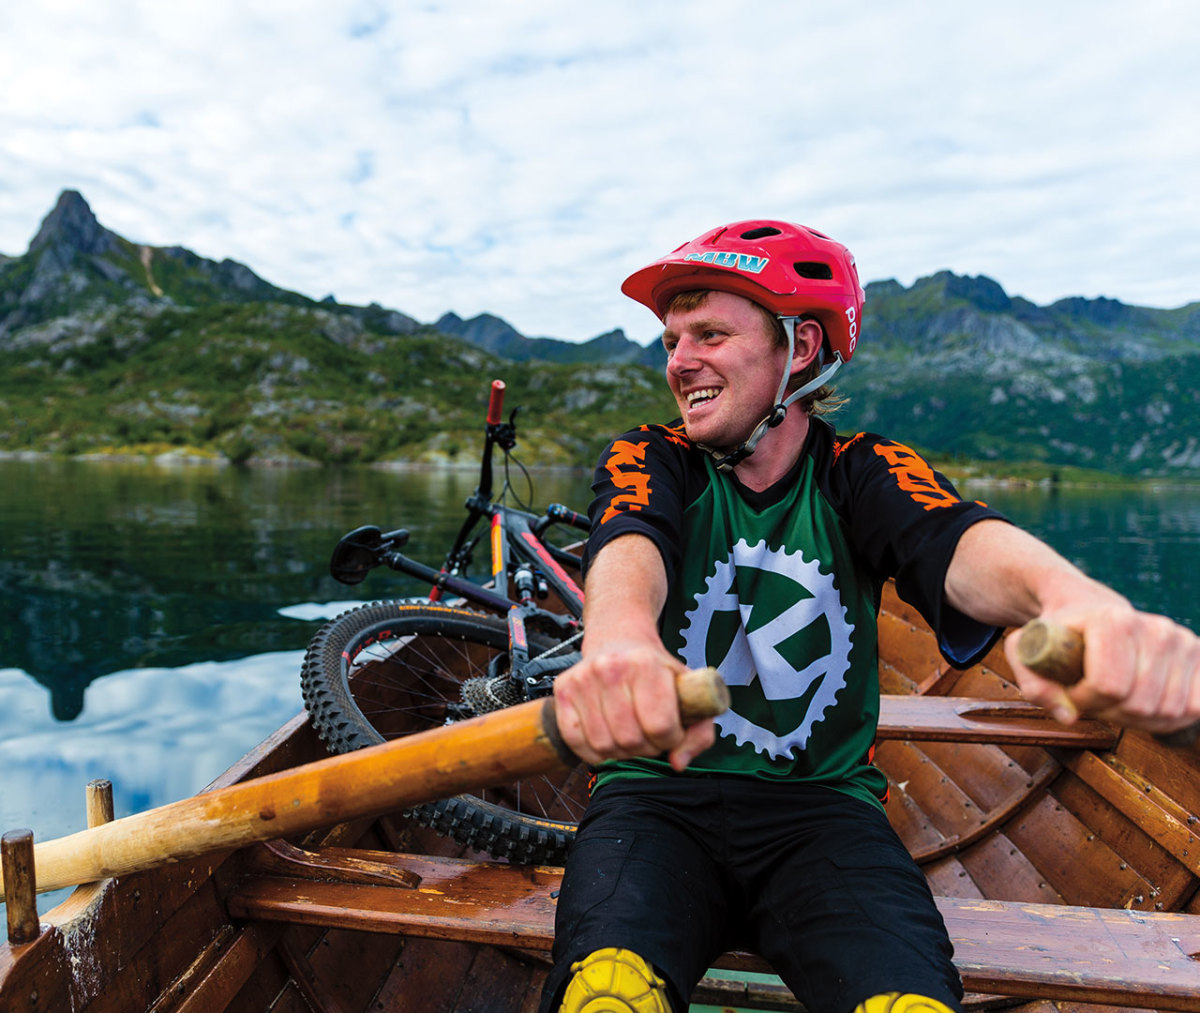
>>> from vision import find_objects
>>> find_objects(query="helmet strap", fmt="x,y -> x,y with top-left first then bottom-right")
701,316 -> 844,473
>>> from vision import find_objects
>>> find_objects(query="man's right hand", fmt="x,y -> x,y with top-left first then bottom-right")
559,532 -> 716,771
553,642 -> 717,771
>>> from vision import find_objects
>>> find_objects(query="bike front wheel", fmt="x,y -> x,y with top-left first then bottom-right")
300,600 -> 587,864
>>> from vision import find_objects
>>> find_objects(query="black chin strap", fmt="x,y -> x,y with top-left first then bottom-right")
701,403 -> 787,472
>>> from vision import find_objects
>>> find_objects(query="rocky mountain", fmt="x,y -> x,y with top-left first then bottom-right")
0,191 -> 674,466
1,189 -> 1198,476
0,190 -> 426,340
844,272 -> 1200,473
434,311 -> 665,368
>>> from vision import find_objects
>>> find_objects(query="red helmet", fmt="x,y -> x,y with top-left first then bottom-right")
621,220 -> 865,360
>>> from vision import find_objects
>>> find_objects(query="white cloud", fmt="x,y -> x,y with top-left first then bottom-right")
1,0 -> 1198,344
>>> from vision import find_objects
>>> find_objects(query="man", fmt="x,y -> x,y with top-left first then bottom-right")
542,220 -> 1200,1013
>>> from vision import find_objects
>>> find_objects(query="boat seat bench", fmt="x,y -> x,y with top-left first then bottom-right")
226,848 -> 1200,1011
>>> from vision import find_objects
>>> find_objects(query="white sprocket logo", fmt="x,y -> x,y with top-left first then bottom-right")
679,538 -> 853,759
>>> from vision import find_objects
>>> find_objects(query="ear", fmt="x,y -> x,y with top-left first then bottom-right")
789,318 -> 824,376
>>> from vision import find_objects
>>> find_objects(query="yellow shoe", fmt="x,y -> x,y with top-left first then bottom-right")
855,992 -> 956,1013
560,947 -> 673,1013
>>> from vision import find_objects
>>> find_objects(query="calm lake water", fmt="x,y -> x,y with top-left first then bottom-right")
1,456 -> 1198,918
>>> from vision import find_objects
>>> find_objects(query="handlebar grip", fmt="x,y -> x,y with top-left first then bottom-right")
547,503 -> 591,531
487,379 -> 506,425
1016,618 -> 1200,750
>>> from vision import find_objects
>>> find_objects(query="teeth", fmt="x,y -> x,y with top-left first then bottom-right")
687,388 -> 720,404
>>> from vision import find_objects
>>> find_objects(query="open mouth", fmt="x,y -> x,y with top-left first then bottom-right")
685,387 -> 721,411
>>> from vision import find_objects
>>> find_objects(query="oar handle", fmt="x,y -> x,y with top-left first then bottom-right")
675,666 -> 730,724
1016,618 -> 1200,749
540,666 -> 729,767
1015,618 -> 1085,685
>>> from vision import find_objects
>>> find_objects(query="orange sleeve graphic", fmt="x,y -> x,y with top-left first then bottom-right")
833,431 -> 868,463
599,439 -> 653,525
656,423 -> 691,449
872,441 -> 960,511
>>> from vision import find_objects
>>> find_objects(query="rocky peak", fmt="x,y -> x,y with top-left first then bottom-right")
582,328 -> 632,353
1049,294 -> 1139,327
916,270 -> 1012,313
434,312 -> 525,355
28,190 -> 122,258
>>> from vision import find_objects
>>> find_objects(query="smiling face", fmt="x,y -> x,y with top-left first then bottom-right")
662,290 -> 791,450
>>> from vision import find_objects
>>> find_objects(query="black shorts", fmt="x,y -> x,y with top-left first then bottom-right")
539,776 -> 962,1013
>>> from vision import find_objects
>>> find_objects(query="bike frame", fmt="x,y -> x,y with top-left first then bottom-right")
428,380 -> 586,613
328,379 -> 590,686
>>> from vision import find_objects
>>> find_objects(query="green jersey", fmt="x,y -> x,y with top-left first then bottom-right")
586,419 -> 1004,808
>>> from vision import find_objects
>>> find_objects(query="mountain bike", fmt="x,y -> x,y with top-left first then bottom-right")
300,380 -> 592,864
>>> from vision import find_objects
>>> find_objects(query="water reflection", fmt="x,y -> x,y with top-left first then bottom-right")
0,650 -> 304,914
0,458 -> 593,718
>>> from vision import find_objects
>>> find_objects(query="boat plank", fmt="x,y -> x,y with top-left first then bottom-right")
949,662 -> 1026,704
1004,794 -> 1152,909
881,770 -> 952,856
227,852 -> 1200,1009
956,833 -> 1065,907
158,921 -> 285,1013
1114,732 -> 1200,821
693,974 -> 803,1012
921,854 -> 986,899
877,611 -> 947,688
454,942 -> 541,1013
877,697 -> 1117,747
225,947 -> 294,1013
33,851 -> 250,1011
1053,767 -> 1199,911
1064,751 -> 1200,882
258,987 -> 311,1013
912,739 -> 1049,813
0,928 -> 76,1013
287,925 -> 407,1013
371,936 -> 484,1013
877,742 -> 984,843
945,898 -> 1200,1010
879,657 -> 920,695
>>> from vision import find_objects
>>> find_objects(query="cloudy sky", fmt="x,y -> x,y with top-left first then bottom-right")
2,1 -> 1198,344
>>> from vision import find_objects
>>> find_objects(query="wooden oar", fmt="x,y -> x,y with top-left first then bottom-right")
1017,618 -> 1200,750
0,668 -> 728,900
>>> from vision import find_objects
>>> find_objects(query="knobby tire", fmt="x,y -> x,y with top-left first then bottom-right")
300,600 -> 587,864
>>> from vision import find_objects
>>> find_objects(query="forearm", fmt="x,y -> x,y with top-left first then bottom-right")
944,519 -> 1127,627
581,533 -> 669,656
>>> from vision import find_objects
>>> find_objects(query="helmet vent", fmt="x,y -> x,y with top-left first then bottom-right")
793,261 -> 834,280
739,226 -> 782,240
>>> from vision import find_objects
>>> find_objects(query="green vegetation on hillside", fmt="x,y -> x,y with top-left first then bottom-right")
0,301 -> 676,465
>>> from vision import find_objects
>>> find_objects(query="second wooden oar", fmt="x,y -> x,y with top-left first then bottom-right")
0,667 -> 728,899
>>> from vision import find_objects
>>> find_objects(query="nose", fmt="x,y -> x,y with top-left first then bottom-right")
666,333 -> 700,379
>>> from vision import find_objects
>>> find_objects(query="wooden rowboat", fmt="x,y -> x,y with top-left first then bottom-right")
3,582 -> 1200,1012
